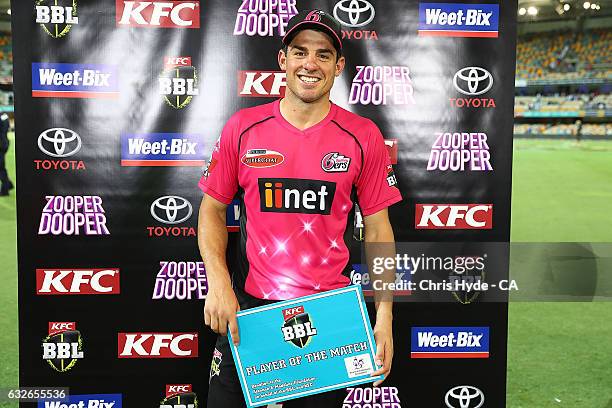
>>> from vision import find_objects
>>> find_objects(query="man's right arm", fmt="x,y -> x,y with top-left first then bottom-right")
198,194 -> 241,345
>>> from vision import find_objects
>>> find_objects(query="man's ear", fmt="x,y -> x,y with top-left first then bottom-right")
278,49 -> 287,71
335,55 -> 346,77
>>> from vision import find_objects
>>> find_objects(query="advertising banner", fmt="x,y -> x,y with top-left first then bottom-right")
13,0 -> 517,406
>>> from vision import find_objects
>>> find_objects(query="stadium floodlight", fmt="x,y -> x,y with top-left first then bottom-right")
583,1 -> 590,9
591,3 -> 597,9
518,7 -> 527,15
564,3 -> 571,11
527,6 -> 538,15
6,9 -> 10,15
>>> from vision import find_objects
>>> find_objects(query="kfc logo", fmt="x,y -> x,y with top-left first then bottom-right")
162,384 -> 198,408
36,268 -> 120,295
415,204 -> 493,229
116,0 -> 200,28
238,71 -> 286,97
281,306 -> 317,348
42,322 -> 84,372
118,332 -> 198,358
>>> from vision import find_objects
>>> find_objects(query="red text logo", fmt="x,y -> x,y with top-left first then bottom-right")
415,204 -> 493,229
238,71 -> 286,97
36,268 -> 120,295
118,332 -> 198,358
116,0 -> 200,28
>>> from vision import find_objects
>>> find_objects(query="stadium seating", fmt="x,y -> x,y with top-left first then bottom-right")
0,33 -> 12,85
516,29 -> 611,81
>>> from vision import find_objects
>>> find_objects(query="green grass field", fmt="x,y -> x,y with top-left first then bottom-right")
0,137 -> 610,407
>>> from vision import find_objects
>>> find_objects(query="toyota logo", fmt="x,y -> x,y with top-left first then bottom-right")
37,128 -> 82,158
445,386 -> 485,408
453,67 -> 493,96
150,196 -> 193,224
333,0 -> 375,28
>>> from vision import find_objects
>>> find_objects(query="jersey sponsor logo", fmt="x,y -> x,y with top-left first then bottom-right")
37,394 -> 122,408
39,196 -> 110,236
451,67 -> 495,108
36,268 -> 120,295
258,178 -> 336,215
43,322 -> 84,372
159,57 -> 199,109
152,261 -> 207,300
386,164 -> 398,187
233,0 -> 298,37
281,306 -> 317,348
384,139 -> 398,165
349,65 -> 415,106
427,132 -> 492,171
117,332 -> 198,358
415,204 -> 493,229
32,63 -> 119,99
121,133 -> 205,166
321,152 -> 351,173
35,128 -> 86,171
161,384 -> 198,408
411,327 -> 489,358
36,0 -> 78,38
333,0 -> 378,41
344,387 -> 401,408
116,0 -> 200,28
241,149 -> 285,168
418,3 -> 499,38
238,71 -> 286,97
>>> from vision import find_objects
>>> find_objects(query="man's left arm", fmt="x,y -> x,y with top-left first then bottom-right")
363,208 -> 395,387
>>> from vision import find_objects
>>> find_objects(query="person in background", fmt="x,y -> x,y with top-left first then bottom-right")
0,113 -> 13,196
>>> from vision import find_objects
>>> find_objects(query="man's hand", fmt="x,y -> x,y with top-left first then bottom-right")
370,310 -> 393,386
204,280 -> 241,345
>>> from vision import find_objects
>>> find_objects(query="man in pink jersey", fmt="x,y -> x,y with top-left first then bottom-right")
198,9 -> 402,408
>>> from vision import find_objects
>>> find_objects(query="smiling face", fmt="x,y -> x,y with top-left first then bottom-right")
278,29 -> 345,105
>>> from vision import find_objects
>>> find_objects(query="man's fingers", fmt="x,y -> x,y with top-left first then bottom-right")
209,314 -> 219,333
229,315 -> 240,345
204,308 -> 211,326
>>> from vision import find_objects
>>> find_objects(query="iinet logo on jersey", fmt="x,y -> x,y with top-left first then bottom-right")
117,332 -> 198,358
36,268 -> 120,295
238,71 -> 286,97
415,204 -> 493,229
116,0 -> 200,28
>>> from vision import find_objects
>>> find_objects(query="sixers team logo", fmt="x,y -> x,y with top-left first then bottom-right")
159,57 -> 199,109
241,149 -> 284,168
35,0 -> 79,38
160,384 -> 198,408
281,306 -> 317,348
321,152 -> 351,173
42,322 -> 84,372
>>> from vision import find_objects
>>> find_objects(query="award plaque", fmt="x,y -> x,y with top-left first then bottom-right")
228,285 -> 382,407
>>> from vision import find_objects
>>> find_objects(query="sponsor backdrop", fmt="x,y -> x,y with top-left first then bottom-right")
13,0 -> 516,406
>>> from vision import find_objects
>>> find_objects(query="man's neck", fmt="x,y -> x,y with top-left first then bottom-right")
279,94 -> 331,131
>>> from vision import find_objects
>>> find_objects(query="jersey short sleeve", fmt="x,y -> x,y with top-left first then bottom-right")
355,123 -> 402,216
198,116 -> 240,204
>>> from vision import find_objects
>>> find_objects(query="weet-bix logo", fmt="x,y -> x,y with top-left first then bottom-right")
121,133 -> 205,166
32,63 -> 119,98
411,327 -> 489,358
38,394 -> 122,408
418,3 -> 499,38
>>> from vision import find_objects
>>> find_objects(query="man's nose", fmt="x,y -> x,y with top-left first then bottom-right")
303,54 -> 318,71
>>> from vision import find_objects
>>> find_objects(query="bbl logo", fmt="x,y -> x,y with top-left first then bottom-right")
159,57 -> 199,109
281,306 -> 317,348
42,322 -> 84,372
450,257 -> 485,304
35,0 -> 78,38
160,384 -> 198,408
209,348 -> 222,381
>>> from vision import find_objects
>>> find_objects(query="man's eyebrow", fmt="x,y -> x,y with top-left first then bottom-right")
289,45 -> 335,55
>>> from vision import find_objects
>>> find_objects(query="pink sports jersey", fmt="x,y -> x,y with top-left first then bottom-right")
199,99 -> 401,300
